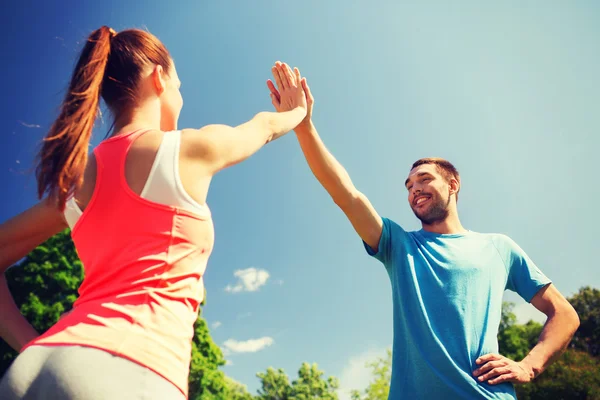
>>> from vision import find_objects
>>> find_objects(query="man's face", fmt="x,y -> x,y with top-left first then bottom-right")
405,164 -> 452,225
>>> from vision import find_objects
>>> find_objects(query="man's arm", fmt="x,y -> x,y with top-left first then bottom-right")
294,122 -> 383,251
266,66 -> 383,250
521,284 -> 580,376
474,284 -> 580,385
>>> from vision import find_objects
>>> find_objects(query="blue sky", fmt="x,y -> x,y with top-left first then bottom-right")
1,1 -> 599,398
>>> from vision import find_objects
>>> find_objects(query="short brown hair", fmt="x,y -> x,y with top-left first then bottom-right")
411,158 -> 461,201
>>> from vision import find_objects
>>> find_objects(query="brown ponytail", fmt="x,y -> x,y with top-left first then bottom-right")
35,27 -> 172,209
36,26 -> 114,208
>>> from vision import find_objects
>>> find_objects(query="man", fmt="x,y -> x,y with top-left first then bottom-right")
267,62 -> 580,399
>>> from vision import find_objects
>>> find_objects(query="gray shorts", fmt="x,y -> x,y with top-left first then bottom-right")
0,345 -> 186,400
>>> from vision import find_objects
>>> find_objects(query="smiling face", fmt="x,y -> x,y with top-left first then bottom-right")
405,163 -> 459,225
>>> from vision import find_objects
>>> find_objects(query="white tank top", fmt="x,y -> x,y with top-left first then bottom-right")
64,130 -> 207,228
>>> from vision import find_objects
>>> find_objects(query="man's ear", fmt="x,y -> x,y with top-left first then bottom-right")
449,178 -> 460,197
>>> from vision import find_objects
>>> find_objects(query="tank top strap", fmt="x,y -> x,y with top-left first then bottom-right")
94,129 -> 153,192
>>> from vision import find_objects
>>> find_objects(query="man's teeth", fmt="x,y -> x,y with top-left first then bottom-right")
417,197 -> 428,204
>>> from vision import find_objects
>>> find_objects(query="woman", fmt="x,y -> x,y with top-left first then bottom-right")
0,26 -> 306,399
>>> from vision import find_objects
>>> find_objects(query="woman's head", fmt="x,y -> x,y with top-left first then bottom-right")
36,26 -> 182,208
104,29 -> 182,128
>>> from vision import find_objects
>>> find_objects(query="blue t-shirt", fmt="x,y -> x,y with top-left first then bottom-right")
364,218 -> 551,399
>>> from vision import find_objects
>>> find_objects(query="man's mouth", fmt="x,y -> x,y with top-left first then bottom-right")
414,195 -> 431,207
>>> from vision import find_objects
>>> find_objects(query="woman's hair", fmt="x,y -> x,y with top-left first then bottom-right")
35,26 -> 172,208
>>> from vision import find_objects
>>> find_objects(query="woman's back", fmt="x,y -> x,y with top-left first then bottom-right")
73,128 -> 213,216
25,129 -> 214,397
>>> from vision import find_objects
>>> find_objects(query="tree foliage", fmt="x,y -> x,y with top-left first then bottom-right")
498,302 -> 543,361
568,286 -> 600,357
515,349 -> 600,400
499,298 -> 600,399
225,377 -> 255,400
255,363 -> 339,400
350,349 -> 391,400
188,317 -> 230,399
256,367 -> 292,400
1,229 -> 82,370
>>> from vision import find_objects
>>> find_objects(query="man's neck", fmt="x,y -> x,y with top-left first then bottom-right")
421,214 -> 466,235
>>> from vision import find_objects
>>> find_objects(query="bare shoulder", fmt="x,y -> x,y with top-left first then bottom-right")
179,126 -> 231,157
179,125 -> 241,173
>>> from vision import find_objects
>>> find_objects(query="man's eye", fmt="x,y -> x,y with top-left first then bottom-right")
407,186 -> 413,191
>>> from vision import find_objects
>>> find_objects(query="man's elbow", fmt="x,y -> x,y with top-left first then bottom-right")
568,305 -> 580,336
332,188 -> 360,211
557,301 -> 580,338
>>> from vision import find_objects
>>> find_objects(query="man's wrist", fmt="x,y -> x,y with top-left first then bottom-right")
518,359 -> 539,380
294,120 -> 315,135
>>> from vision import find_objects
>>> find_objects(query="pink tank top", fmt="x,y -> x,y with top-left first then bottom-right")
23,130 -> 214,397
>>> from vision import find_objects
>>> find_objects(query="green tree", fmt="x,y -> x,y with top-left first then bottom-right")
0,230 -> 235,400
1,229 -> 82,371
225,377 -> 255,400
498,302 -> 543,361
255,363 -> 339,400
500,301 -> 600,399
515,349 -> 600,400
350,349 -> 391,400
289,362 -> 339,400
568,286 -> 600,357
256,367 -> 292,400
188,317 -> 230,399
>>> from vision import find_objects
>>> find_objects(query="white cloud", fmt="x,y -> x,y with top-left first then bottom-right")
237,312 -> 252,320
211,321 -> 222,329
18,120 -> 41,128
223,337 -> 274,354
224,267 -> 270,293
337,348 -> 389,400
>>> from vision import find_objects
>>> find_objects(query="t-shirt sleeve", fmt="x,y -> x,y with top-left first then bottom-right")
495,235 -> 552,302
363,217 -> 404,266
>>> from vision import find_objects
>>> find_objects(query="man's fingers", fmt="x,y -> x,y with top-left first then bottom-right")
302,78 -> 314,102
473,360 -> 504,376
476,353 -> 502,365
478,366 -> 511,382
294,67 -> 302,87
488,372 -> 517,385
